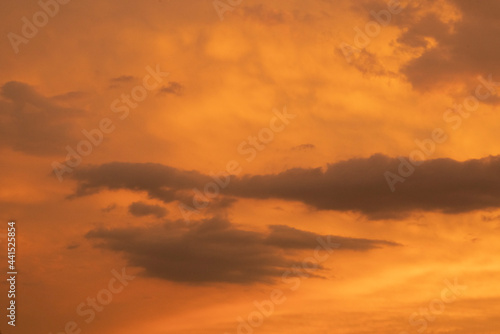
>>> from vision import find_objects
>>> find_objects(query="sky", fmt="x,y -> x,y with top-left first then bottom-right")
0,0 -> 500,333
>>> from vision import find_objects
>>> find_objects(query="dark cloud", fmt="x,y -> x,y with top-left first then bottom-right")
85,217 -> 398,284
159,82 -> 183,96
393,0 -> 500,91
347,0 -> 500,92
101,203 -> 117,213
264,225 -> 399,250
109,75 -> 136,83
128,201 -> 168,218
70,162 -> 210,199
0,81 -> 84,155
66,243 -> 80,250
52,91 -> 89,102
108,75 -> 137,89
71,154 -> 500,219
229,154 -> 500,218
344,50 -> 394,78
202,197 -> 238,217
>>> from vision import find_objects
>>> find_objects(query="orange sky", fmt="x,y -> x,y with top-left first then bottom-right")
1,0 -> 500,333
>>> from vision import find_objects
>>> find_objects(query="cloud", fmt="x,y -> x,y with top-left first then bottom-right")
108,75 -> 136,88
101,203 -> 117,213
66,243 -> 80,250
481,214 -> 500,222
110,75 -> 136,83
70,162 -> 210,200
348,50 -> 394,78
128,201 -> 168,218
159,81 -> 183,96
346,0 -> 500,92
264,225 -> 399,250
0,81 -> 84,155
393,0 -> 500,91
52,91 -> 89,102
85,217 -> 398,284
71,154 -> 500,219
228,154 -> 500,218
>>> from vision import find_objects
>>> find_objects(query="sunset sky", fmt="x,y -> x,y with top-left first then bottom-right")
1,0 -> 500,333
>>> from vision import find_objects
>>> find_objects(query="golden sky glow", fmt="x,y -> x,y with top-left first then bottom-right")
1,0 -> 500,333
